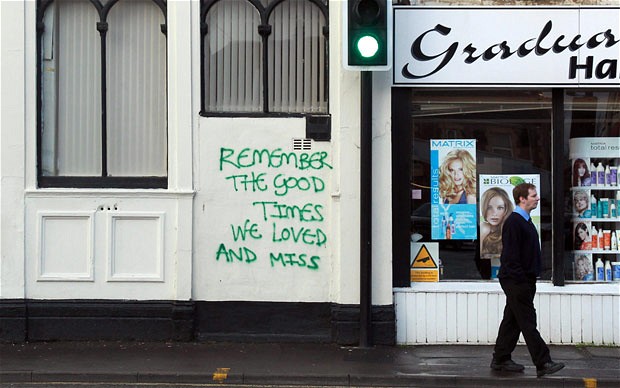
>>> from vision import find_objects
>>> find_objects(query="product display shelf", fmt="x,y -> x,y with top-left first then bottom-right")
573,250 -> 620,255
588,218 -> 620,223
571,187 -> 620,191
570,155 -> 619,282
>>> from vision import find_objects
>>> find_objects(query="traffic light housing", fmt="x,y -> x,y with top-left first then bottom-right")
343,0 -> 392,70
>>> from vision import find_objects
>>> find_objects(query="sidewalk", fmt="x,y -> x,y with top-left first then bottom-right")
1,341 -> 619,387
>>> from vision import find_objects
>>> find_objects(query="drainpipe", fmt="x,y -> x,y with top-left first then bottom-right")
359,71 -> 373,347
552,89 -> 565,286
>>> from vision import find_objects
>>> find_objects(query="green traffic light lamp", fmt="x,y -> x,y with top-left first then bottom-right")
356,35 -> 380,58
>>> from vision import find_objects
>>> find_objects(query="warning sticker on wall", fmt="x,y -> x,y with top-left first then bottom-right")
410,243 -> 439,283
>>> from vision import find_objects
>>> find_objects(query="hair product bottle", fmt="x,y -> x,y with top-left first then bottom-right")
602,198 -> 609,218
605,260 -> 612,281
603,230 -> 611,250
449,214 -> 455,235
591,163 -> 597,186
596,162 -> 605,187
605,165 -> 611,186
591,225 -> 598,249
595,258 -> 604,280
610,166 -> 618,186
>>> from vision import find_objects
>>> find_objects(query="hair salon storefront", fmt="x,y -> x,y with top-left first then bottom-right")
389,6 -> 620,345
1,1 -> 618,347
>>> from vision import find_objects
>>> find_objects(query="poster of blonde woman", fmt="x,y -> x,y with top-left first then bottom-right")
479,174 -> 541,264
430,140 -> 477,240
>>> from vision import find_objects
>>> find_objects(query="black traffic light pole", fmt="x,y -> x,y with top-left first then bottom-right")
359,70 -> 373,348
346,0 -> 389,348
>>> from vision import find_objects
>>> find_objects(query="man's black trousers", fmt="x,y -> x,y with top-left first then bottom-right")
493,278 -> 551,367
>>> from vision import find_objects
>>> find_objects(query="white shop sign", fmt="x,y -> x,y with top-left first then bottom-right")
393,7 -> 620,87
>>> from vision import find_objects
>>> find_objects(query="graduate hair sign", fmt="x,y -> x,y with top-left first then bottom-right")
393,7 -> 620,87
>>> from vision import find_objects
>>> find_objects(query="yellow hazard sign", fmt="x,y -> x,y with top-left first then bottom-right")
410,243 -> 439,283
411,244 -> 437,268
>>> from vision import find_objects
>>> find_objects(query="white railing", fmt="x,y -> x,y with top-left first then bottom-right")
395,283 -> 620,345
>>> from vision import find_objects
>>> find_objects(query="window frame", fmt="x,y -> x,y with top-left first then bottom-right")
391,87 -> 571,287
35,0 -> 169,189
199,0 -> 329,117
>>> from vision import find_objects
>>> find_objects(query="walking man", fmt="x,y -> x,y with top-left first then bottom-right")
490,183 -> 565,377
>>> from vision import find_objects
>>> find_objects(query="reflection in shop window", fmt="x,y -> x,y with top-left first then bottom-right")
409,90 -> 553,281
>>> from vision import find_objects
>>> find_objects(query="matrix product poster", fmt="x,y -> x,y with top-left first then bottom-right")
569,137 -> 620,159
479,174 -> 541,261
430,139 -> 477,240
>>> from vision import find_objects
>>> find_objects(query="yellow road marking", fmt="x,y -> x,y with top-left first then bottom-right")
213,367 -> 230,383
583,377 -> 597,388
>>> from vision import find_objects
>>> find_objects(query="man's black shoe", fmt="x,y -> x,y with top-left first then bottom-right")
490,359 -> 525,372
536,361 -> 565,377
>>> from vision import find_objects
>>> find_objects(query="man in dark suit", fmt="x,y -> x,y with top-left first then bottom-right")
490,183 -> 565,378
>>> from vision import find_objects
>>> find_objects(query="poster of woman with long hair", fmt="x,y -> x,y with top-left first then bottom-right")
479,187 -> 513,260
430,140 -> 477,240
479,174 -> 541,277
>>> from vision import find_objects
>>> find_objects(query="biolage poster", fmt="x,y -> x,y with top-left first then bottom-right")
479,174 -> 541,261
430,139 -> 477,240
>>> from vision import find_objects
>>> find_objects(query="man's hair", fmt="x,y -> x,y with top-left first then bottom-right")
513,183 -> 536,204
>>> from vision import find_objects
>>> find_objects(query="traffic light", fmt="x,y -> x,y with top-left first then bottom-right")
343,0 -> 392,70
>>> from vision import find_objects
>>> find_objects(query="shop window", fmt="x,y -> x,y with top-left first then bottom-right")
408,90 -> 553,281
37,0 -> 168,188
565,90 -> 620,282
200,0 -> 328,115
487,132 -> 513,157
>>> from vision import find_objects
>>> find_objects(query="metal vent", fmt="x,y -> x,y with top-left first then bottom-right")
293,138 -> 312,151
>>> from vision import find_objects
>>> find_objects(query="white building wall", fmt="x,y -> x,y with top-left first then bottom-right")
189,1 -> 394,306
0,0 -> 396,308
371,70 -> 395,307
0,0 -> 26,299
192,117 -> 334,302
2,0 -> 195,302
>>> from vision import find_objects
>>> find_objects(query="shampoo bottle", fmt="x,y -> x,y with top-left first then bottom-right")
591,194 -> 597,216
605,260 -> 612,281
611,166 -> 618,186
598,228 -> 604,249
611,201 -> 617,219
605,165 -> 611,186
597,162 -> 605,187
591,163 -> 598,185
612,231 -> 618,251
595,258 -> 604,280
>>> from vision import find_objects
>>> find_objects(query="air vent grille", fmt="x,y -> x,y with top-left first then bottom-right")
293,138 -> 312,151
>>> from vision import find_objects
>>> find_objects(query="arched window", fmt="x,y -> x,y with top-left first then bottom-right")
201,0 -> 328,115
37,0 -> 168,188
